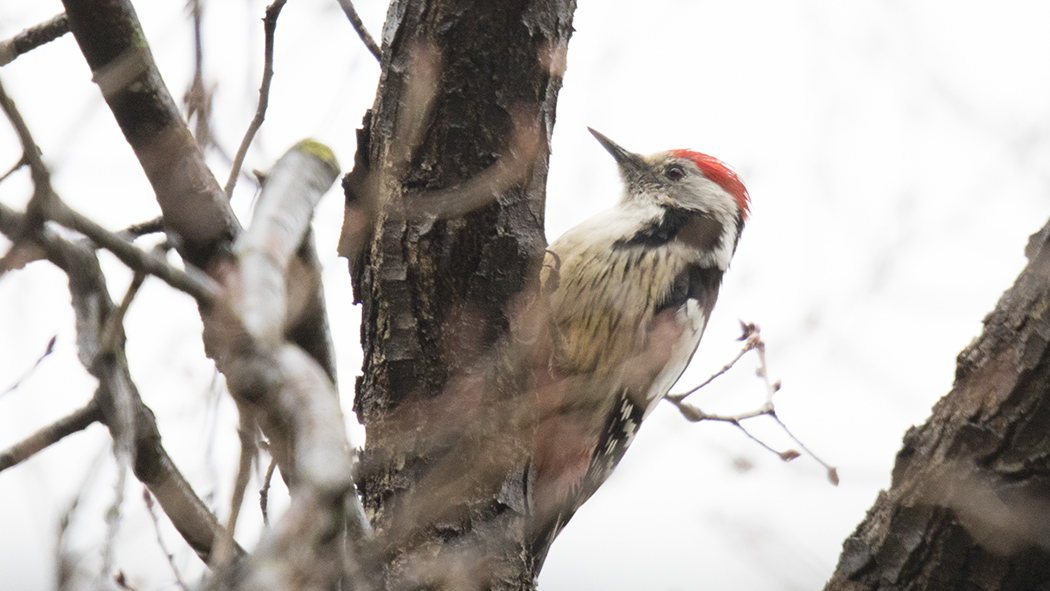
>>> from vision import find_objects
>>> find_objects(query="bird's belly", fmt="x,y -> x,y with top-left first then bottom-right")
641,299 -> 707,417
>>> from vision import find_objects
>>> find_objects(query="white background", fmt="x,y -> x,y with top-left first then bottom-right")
2,1 -> 1049,589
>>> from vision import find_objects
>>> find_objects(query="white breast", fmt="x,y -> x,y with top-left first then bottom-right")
641,298 -> 708,418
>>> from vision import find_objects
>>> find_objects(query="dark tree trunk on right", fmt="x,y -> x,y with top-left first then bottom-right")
824,220 -> 1050,590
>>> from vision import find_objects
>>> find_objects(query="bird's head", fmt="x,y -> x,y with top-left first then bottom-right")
587,128 -> 750,225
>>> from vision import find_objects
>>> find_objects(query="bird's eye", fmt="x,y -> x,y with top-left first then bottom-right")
665,164 -> 686,181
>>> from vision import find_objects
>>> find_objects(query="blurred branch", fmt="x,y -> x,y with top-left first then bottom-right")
220,400 -> 258,564
336,0 -> 381,61
225,0 -> 287,198
0,76 -> 54,237
1,334 -> 56,397
230,141 -> 339,346
184,0 -> 214,150
0,398 -> 101,472
116,216 -> 164,240
260,454 -> 278,526
61,0 -> 239,267
0,78 -> 214,305
143,489 -> 191,591
0,201 -> 242,564
206,141 -> 371,589
48,199 -> 219,303
0,13 -> 70,67
225,346 -> 367,590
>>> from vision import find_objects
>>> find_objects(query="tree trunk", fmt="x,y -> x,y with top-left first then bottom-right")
344,1 -> 575,588
824,220 -> 1050,590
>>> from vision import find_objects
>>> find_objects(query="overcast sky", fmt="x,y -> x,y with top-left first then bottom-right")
2,1 -> 1050,589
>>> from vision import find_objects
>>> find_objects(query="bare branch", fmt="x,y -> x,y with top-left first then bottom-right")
117,216 -> 164,240
0,154 -> 27,184
144,488 -> 191,591
48,200 -> 219,303
1,334 -> 57,397
0,199 -> 219,304
0,203 -> 242,563
665,322 -> 838,483
61,0 -> 239,267
260,453 -> 278,526
222,345 -> 365,590
336,0 -> 381,61
100,454 -> 128,585
205,140 -> 377,589
0,398 -> 101,472
232,140 -> 339,345
100,270 -> 146,355
223,401 -> 258,559
667,320 -> 760,404
0,75 -> 55,235
184,0 -> 214,150
0,13 -> 70,67
0,79 -> 216,302
225,0 -> 287,198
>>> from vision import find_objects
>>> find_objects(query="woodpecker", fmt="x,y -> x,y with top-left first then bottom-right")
527,128 -> 750,571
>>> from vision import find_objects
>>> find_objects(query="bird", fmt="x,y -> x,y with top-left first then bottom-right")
526,127 -> 750,572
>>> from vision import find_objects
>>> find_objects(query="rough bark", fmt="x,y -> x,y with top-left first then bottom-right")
824,220 -> 1050,590
61,0 -> 239,268
346,0 -> 575,588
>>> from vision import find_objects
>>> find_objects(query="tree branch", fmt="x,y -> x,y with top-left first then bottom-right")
51,200 -> 218,303
60,0 -> 239,267
0,398 -> 101,472
336,0 -> 381,61
225,0 -> 287,198
0,202 -> 242,564
205,141 -> 370,589
0,13 -> 70,67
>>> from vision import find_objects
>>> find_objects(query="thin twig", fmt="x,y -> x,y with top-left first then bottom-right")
0,13 -> 70,67
47,200 -> 219,303
769,413 -> 839,485
260,454 -> 278,526
336,0 -> 381,61
224,401 -> 258,552
0,75 -> 54,231
2,203 -> 244,562
665,322 -> 837,481
117,216 -> 165,240
728,420 -> 800,461
0,155 -> 27,184
100,455 -> 128,585
1,334 -> 56,397
184,0 -> 213,149
225,0 -> 287,198
144,488 -> 190,591
0,397 -> 101,472
667,329 -> 759,403
100,271 -> 147,355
